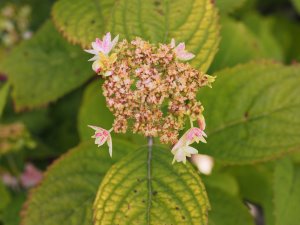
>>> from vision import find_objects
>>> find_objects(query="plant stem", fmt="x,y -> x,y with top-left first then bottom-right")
147,136 -> 153,225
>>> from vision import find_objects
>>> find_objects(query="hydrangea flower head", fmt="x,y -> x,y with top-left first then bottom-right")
85,34 -> 214,163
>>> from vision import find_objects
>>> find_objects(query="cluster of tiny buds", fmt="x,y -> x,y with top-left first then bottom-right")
85,33 -> 215,163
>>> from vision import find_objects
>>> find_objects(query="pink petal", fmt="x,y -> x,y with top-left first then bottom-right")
170,38 -> 176,48
178,52 -> 195,61
176,43 -> 185,52
107,135 -> 113,157
92,60 -> 101,73
111,35 -> 119,49
2,173 -> 18,188
20,164 -> 43,188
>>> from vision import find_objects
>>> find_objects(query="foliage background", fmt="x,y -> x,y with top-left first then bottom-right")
0,0 -> 300,225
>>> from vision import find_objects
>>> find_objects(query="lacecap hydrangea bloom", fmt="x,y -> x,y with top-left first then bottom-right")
85,32 -> 215,163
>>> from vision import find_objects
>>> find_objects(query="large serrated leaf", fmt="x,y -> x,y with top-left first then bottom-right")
274,158 -> 300,225
93,146 -> 210,225
52,0 -> 115,47
22,139 -> 137,225
0,21 -> 91,111
198,62 -> 300,163
109,0 -> 220,72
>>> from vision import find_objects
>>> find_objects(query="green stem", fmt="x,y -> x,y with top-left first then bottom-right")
147,136 -> 153,225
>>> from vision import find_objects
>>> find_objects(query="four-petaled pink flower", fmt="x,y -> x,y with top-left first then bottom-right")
172,117 -> 207,164
89,125 -> 113,157
170,38 -> 195,61
85,32 -> 119,73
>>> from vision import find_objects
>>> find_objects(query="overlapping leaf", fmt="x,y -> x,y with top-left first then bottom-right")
208,17 -> 282,73
94,146 -> 210,225
22,139 -> 137,225
207,187 -> 254,225
274,158 -> 300,225
226,164 -> 275,225
52,0 -> 115,47
198,62 -> 300,163
0,21 -> 91,110
215,0 -> 247,14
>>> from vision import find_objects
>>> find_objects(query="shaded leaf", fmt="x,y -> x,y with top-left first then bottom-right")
0,21 -> 91,110
208,17 -> 281,73
225,164 -> 275,225
0,181 -> 10,211
215,0 -> 247,14
0,83 -> 9,117
1,193 -> 26,225
274,158 -> 300,225
206,187 -> 254,225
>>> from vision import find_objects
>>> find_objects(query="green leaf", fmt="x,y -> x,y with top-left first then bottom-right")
242,13 -> 283,61
0,181 -> 10,211
0,122 -> 36,155
78,80 -> 145,144
52,0 -> 115,47
94,146 -> 210,225
215,0 -> 247,14
208,17 -> 282,73
226,164 -> 275,225
202,173 -> 239,196
0,21 -> 91,111
1,193 -> 26,225
292,0 -> 300,14
0,83 -> 9,117
274,158 -> 300,225
268,17 -> 300,63
198,62 -> 300,163
22,139 -> 137,225
109,0 -> 220,72
206,187 -> 254,225
78,80 -> 114,140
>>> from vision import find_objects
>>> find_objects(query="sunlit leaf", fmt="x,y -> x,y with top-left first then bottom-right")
94,146 -> 210,224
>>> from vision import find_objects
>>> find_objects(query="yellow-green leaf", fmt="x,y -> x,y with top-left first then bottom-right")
52,0 -> 115,47
109,0 -> 220,72
94,146 -> 210,225
22,139 -> 137,225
